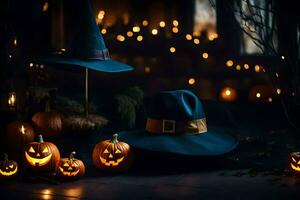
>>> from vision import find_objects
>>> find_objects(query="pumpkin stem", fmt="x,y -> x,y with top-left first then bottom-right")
38,134 -> 44,143
70,152 -> 76,160
4,153 -> 8,161
112,134 -> 119,143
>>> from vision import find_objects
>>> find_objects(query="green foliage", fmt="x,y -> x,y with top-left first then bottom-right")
115,86 -> 144,128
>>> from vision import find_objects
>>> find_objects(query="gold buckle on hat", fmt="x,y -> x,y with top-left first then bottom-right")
162,120 -> 176,133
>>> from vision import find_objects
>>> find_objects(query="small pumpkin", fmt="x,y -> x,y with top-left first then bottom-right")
24,134 -> 60,172
92,134 -> 133,171
289,152 -> 300,174
32,102 -> 62,138
0,154 -> 18,179
56,152 -> 85,180
6,121 -> 35,160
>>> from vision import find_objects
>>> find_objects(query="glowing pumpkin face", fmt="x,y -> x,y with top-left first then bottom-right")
289,152 -> 300,173
24,135 -> 60,172
92,134 -> 133,171
56,152 -> 85,180
0,154 -> 18,179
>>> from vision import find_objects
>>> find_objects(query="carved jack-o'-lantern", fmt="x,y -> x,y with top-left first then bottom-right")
92,134 -> 133,171
24,135 -> 60,172
32,102 -> 62,138
56,152 -> 85,180
0,154 -> 18,179
289,152 -> 300,174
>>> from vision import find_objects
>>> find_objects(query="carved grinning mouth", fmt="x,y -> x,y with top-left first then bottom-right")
25,152 -> 52,167
59,167 -> 80,176
100,156 -> 124,166
0,166 -> 18,176
291,163 -> 300,171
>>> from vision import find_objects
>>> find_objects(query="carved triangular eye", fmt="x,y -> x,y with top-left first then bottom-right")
292,157 -> 297,162
29,146 -> 35,153
73,163 -> 79,167
104,149 -> 109,153
115,149 -> 121,154
63,163 -> 69,167
42,147 -> 49,153
9,165 -> 14,168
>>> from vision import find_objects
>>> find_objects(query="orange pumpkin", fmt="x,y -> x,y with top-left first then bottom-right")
6,122 -> 35,160
56,152 -> 85,180
0,154 -> 18,179
289,152 -> 300,174
92,134 -> 133,172
24,135 -> 60,172
32,102 -> 62,138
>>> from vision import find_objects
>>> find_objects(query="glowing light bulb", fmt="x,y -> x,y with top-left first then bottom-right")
151,29 -> 158,35
202,53 -> 208,59
236,65 -> 241,71
254,65 -> 260,72
101,28 -> 107,34
186,34 -> 192,40
188,78 -> 195,85
244,64 -> 249,69
169,47 -> 176,53
127,31 -> 133,37
193,38 -> 200,44
159,21 -> 166,28
132,26 -> 140,32
142,20 -> 149,26
116,35 -> 125,42
226,60 -> 234,67
172,20 -> 179,26
172,27 -> 179,33
137,35 -> 143,41
256,92 -> 261,98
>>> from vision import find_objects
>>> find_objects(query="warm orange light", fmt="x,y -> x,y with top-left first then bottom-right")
193,31 -> 200,37
268,97 -> 272,102
202,53 -> 208,59
132,26 -> 140,32
188,78 -> 195,85
244,64 -> 249,69
256,92 -> 261,98
101,28 -> 107,34
8,92 -> 16,107
142,20 -> 149,26
226,60 -> 234,67
169,47 -> 176,53
172,20 -> 179,26
20,125 -> 26,135
159,21 -> 166,28
145,66 -> 151,73
97,10 -> 105,20
127,31 -> 133,37
151,29 -> 158,35
137,35 -> 143,42
220,87 -> 237,102
193,38 -> 200,44
254,65 -> 260,72
116,35 -> 125,42
186,34 -> 192,40
172,27 -> 179,33
42,2 -> 49,12
276,88 -> 281,95
236,65 -> 241,71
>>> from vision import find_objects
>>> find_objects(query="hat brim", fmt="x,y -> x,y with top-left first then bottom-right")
114,126 -> 238,156
37,56 -> 133,73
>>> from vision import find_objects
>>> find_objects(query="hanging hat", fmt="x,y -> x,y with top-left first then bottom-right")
38,0 -> 133,73
114,90 -> 238,156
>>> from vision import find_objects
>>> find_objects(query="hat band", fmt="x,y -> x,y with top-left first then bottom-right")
145,118 -> 207,135
72,48 -> 110,60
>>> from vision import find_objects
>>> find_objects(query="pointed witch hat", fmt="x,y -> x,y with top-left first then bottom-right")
36,0 -> 133,115
41,0 -> 133,72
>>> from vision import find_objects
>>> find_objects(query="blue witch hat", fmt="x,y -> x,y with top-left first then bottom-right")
40,0 -> 133,72
114,90 -> 238,156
